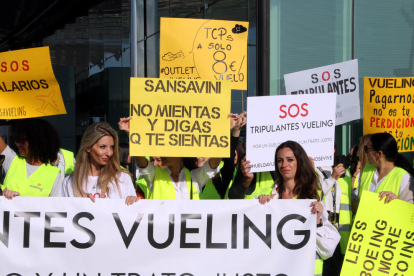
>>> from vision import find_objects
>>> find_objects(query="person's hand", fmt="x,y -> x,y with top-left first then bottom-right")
235,111 -> 247,129
125,196 -> 140,206
310,201 -> 324,223
241,156 -> 254,180
3,187 -> 20,200
308,156 -> 315,169
118,117 -> 132,132
331,164 -> 346,180
83,193 -> 96,203
258,194 -> 276,205
228,113 -> 239,130
379,191 -> 398,204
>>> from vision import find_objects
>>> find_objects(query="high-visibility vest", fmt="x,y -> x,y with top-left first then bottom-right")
60,148 -> 74,175
244,171 -> 274,199
200,161 -> 224,200
224,171 -> 274,199
136,176 -> 150,199
337,176 -> 353,254
315,252 -> 323,276
1,156 -> 60,196
358,164 -> 406,199
149,166 -> 199,200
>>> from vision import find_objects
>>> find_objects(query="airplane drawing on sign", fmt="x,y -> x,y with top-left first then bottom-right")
36,90 -> 59,115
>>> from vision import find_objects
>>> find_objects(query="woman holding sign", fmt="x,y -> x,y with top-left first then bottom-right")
0,118 -> 62,198
356,132 -> 414,204
258,141 -> 340,276
118,116 -> 238,200
60,122 -> 139,205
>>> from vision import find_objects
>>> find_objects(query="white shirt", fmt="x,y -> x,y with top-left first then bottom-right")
60,172 -> 136,199
316,166 -> 341,213
271,184 -> 341,260
139,161 -> 220,200
1,145 -> 62,196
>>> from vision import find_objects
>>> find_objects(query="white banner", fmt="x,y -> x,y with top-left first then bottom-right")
0,197 -> 317,276
284,59 -> 360,125
246,94 -> 336,172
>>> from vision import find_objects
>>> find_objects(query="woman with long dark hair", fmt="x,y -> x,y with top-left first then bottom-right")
60,122 -> 139,205
258,141 -> 340,276
357,132 -> 414,203
0,118 -> 62,198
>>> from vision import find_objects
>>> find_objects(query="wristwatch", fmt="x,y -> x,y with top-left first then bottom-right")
317,221 -> 323,228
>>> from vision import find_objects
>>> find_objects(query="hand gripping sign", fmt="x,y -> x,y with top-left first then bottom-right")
0,46 -> 66,119
129,78 -> 231,157
160,18 -> 249,90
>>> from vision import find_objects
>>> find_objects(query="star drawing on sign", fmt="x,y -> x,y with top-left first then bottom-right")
36,90 -> 59,115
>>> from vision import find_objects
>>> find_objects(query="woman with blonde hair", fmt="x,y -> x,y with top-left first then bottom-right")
60,122 -> 139,205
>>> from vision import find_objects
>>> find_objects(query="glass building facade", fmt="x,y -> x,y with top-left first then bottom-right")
0,0 -> 413,160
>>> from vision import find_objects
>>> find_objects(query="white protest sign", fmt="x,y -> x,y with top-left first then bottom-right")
284,59 -> 360,125
0,197 -> 317,276
246,94 -> 336,172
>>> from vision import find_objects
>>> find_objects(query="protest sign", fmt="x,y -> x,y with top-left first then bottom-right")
284,59 -> 360,125
341,191 -> 414,276
0,197 -> 317,276
363,76 -> 414,152
246,94 -> 336,172
160,17 -> 249,90
0,46 -> 66,119
129,78 -> 231,157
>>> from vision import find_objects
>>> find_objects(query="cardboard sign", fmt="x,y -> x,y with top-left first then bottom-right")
284,59 -> 360,125
160,18 -> 249,90
341,191 -> 414,276
129,78 -> 231,157
0,46 -> 66,119
0,197 -> 317,276
246,94 -> 336,172
363,76 -> 414,152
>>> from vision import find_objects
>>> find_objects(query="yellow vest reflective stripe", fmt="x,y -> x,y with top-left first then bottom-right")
150,166 -> 199,200
337,176 -> 353,254
200,161 -> 224,200
244,171 -> 274,199
359,164 -> 406,199
2,156 -> 59,196
60,148 -> 74,175
315,252 -> 323,276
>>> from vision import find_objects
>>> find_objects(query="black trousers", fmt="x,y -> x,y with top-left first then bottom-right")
322,243 -> 344,276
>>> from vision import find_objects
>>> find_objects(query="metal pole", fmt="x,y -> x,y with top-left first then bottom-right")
130,0 -> 138,77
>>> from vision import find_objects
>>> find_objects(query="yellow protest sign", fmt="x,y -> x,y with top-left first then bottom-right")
160,18 -> 248,90
340,191 -> 414,276
129,78 -> 231,157
363,77 -> 414,152
0,47 -> 66,119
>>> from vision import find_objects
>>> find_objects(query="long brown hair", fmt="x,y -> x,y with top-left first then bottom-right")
274,141 -> 322,201
72,122 -> 124,197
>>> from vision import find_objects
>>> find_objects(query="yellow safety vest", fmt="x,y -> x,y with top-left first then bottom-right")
200,161 -> 224,200
60,148 -> 74,175
337,176 -> 353,254
224,171 -> 274,199
149,166 -> 199,200
1,156 -> 60,196
136,176 -> 150,198
244,171 -> 274,199
359,164 -> 406,199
